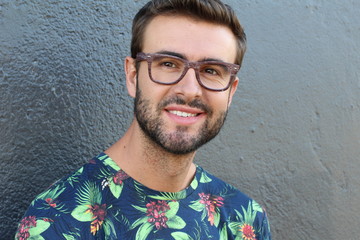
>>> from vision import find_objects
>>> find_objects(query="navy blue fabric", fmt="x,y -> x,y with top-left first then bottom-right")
16,153 -> 271,239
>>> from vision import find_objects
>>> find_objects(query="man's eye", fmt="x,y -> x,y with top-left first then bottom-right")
162,61 -> 176,68
204,68 -> 219,75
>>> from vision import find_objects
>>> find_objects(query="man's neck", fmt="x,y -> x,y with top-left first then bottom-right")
104,120 -> 197,192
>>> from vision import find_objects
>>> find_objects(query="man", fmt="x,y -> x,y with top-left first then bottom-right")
16,0 -> 271,239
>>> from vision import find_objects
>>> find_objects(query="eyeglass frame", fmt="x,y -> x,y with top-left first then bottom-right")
135,52 -> 240,92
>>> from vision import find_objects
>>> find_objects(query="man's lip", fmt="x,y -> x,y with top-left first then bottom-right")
164,105 -> 206,125
164,105 -> 205,115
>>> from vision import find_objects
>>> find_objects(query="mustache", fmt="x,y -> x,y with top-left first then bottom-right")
159,96 -> 212,114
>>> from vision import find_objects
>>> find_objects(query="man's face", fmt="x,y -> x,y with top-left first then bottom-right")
129,15 -> 238,154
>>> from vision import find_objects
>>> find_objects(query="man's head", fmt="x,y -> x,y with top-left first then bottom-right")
125,0 -> 246,155
131,0 -> 246,66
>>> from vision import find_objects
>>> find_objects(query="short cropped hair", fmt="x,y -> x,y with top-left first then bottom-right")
131,0 -> 246,66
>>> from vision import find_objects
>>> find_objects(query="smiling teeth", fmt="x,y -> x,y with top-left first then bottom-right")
169,110 -> 197,117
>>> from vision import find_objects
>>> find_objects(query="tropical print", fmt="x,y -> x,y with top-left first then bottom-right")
15,153 -> 271,239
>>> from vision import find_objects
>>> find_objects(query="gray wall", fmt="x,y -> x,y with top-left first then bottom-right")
1,0 -> 359,239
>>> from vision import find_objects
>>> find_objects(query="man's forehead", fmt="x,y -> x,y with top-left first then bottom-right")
141,15 -> 237,63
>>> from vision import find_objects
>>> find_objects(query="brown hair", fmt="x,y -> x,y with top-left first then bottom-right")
131,0 -> 246,66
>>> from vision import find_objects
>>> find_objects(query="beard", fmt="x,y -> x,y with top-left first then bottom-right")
134,86 -> 228,155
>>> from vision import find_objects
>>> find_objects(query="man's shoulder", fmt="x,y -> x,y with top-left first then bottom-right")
198,166 -> 252,199
195,166 -> 271,239
197,166 -> 268,214
25,153 -> 113,212
59,153 -> 112,184
196,166 -> 262,213
15,153 -> 115,239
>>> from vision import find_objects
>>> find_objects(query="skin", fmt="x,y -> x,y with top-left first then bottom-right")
105,15 -> 239,192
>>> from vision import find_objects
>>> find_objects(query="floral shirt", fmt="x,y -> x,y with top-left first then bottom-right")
15,153 -> 271,240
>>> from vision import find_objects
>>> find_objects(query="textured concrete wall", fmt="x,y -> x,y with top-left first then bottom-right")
1,0 -> 359,239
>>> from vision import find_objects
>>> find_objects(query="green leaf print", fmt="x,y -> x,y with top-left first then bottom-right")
103,220 -> 117,239
148,191 -> 187,201
171,232 -> 194,240
229,222 -> 240,236
71,205 -> 94,222
219,223 -> 228,240
189,201 -> 205,212
62,231 -> 82,240
34,184 -> 66,204
190,177 -> 198,190
75,181 -> 102,206
136,222 -> 154,240
130,216 -> 148,230
28,220 -> 50,237
241,201 -> 257,224
228,201 -> 259,240
202,210 -> 208,223
105,169 -> 129,199
199,172 -> 212,183
109,179 -> 124,199
102,155 -> 121,171
252,200 -> 263,213
167,215 -> 186,229
63,234 -> 76,240
190,199 -> 207,222
67,167 -> 83,187
213,211 -> 221,227
166,201 -> 180,218
132,205 -> 147,213
70,180 -> 110,235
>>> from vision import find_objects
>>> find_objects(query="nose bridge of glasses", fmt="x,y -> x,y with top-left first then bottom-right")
182,61 -> 201,82
186,61 -> 201,71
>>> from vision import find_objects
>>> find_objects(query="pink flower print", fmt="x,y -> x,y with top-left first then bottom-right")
16,216 -> 37,240
20,216 -> 37,228
85,203 -> 107,235
45,198 -> 57,208
113,170 -> 129,185
239,223 -> 257,240
146,200 -> 171,230
198,193 -> 224,225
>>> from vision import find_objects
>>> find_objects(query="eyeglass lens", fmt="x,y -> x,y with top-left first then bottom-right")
150,55 -> 232,90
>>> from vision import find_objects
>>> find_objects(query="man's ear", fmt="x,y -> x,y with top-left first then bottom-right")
125,56 -> 137,98
227,76 -> 239,108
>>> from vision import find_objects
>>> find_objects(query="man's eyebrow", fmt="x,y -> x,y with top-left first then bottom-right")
156,50 -> 185,59
155,50 -> 226,63
201,57 -> 225,62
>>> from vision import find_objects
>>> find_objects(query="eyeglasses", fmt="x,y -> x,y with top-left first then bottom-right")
136,52 -> 240,92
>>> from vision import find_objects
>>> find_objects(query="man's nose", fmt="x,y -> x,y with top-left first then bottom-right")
172,68 -> 202,99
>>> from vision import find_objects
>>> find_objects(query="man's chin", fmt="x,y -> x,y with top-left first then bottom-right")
159,144 -> 198,155
157,134 -> 206,155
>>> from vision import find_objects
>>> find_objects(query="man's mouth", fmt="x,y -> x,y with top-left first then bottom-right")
167,110 -> 199,118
